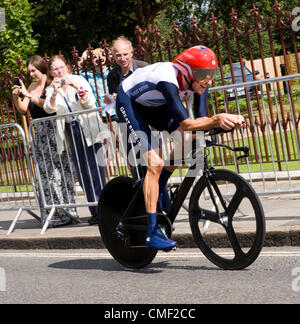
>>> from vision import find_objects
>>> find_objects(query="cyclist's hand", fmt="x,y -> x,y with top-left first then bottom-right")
217,113 -> 245,130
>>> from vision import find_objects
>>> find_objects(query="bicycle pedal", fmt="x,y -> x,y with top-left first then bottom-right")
115,221 -> 128,238
116,229 -> 127,239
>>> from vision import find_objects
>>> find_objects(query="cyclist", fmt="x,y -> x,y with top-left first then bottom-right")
116,46 -> 245,251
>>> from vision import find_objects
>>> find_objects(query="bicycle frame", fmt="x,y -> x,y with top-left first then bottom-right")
99,130 -> 263,270
119,135 -> 250,232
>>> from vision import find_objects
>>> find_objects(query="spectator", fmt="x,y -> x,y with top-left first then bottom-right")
12,55 -> 77,227
104,36 -> 149,178
105,36 -> 149,103
80,48 -> 110,114
44,55 -> 108,225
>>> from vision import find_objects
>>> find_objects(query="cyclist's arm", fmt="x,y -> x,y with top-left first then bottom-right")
156,81 -> 189,121
156,81 -> 220,130
194,87 -> 208,118
156,81 -> 244,131
181,113 -> 245,131
156,80 -> 209,119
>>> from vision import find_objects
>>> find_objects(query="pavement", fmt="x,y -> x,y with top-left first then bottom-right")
0,188 -> 300,250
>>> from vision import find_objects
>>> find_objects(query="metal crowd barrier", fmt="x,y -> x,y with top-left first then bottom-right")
206,73 -> 300,195
2,75 -> 299,235
0,123 -> 40,235
28,108 -> 130,234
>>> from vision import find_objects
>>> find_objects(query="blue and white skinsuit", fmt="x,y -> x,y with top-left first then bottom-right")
116,62 -> 208,250
116,62 -> 208,153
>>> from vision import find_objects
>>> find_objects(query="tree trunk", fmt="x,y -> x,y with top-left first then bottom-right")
136,0 -> 168,36
136,0 -> 169,61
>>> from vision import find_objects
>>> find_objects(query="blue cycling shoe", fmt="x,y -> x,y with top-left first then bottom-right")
146,225 -> 177,251
146,212 -> 177,251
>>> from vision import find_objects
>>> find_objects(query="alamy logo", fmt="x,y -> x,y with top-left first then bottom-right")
291,267 -> 300,292
0,267 -> 6,292
0,8 -> 5,31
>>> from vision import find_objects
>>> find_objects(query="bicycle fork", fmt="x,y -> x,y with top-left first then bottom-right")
204,166 -> 229,227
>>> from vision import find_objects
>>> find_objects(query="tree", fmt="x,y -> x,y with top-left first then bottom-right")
168,0 -> 300,26
0,0 -> 38,75
29,0 -> 173,56
28,0 -> 182,57
163,0 -> 299,60
29,0 -> 137,56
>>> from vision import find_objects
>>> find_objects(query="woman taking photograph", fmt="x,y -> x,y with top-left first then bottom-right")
44,55 -> 107,225
12,55 -> 77,227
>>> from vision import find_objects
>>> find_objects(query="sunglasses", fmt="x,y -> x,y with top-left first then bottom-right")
193,68 -> 217,82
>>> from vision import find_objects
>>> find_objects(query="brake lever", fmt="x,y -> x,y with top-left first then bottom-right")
205,122 -> 248,159
205,142 -> 249,160
206,128 -> 233,136
233,146 -> 249,160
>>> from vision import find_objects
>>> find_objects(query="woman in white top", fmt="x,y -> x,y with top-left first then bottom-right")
44,55 -> 107,225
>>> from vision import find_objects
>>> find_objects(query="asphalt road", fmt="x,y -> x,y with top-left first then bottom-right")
0,248 -> 299,305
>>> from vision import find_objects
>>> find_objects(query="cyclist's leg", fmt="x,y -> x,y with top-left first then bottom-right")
143,149 -> 163,212
158,167 -> 173,212
143,149 -> 176,250
157,125 -> 191,212
140,111 -> 182,213
116,89 -> 176,250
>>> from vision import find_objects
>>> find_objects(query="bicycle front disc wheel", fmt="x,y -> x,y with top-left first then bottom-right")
189,169 -> 265,270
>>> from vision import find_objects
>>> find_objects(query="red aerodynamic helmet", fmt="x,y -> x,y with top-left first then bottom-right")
172,46 -> 218,82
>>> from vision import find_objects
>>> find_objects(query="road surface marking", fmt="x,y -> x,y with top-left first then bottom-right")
0,250 -> 299,259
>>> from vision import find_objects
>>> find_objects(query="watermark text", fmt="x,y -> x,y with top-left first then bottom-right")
292,7 -> 300,32
291,267 -> 300,292
0,8 -> 5,31
0,267 -> 6,292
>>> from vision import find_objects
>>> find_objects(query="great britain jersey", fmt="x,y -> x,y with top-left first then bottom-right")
122,62 -> 191,105
120,62 -> 208,121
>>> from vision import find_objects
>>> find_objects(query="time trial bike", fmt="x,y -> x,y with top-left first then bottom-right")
98,128 -> 266,270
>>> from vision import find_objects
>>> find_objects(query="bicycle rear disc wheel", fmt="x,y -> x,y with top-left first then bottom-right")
98,176 -> 157,269
189,169 -> 265,270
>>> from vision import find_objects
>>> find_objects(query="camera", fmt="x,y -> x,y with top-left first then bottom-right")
60,78 -> 66,86
13,77 -> 21,87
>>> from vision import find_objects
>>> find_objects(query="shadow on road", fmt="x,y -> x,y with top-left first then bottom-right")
48,258 -> 220,273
